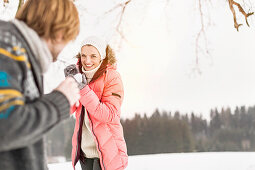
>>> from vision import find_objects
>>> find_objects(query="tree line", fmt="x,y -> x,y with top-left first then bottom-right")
46,105 -> 255,160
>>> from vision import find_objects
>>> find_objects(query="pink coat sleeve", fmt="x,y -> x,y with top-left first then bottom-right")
79,74 -> 124,123
70,103 -> 79,114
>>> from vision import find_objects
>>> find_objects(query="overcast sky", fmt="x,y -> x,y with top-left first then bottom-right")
1,0 -> 255,120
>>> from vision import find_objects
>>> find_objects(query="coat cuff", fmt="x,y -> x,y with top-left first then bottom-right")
80,85 -> 91,96
44,90 -> 70,121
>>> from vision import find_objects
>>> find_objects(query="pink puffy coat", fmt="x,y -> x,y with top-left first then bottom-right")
70,53 -> 128,170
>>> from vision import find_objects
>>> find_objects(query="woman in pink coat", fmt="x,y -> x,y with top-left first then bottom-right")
65,36 -> 128,170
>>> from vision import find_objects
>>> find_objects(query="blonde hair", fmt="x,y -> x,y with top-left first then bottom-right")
16,0 -> 80,42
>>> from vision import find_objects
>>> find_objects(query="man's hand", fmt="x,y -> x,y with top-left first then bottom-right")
55,77 -> 80,106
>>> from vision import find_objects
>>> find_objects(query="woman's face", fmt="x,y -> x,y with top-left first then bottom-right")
81,45 -> 101,71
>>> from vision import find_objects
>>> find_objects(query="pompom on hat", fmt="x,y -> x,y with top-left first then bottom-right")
80,36 -> 107,60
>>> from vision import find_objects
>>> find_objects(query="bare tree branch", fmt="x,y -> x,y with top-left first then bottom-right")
228,0 -> 254,31
16,0 -> 24,13
104,0 -> 131,15
196,0 -> 204,66
193,0 -> 214,75
104,0 -> 132,50
3,0 -> 9,7
195,0 -> 210,73
116,0 -> 131,40
104,0 -> 131,45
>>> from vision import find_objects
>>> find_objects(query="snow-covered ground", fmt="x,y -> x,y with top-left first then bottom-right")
48,152 -> 255,170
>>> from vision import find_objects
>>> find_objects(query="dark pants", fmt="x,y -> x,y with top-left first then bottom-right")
80,152 -> 101,170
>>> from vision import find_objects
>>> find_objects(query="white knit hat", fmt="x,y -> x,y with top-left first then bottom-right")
80,36 -> 107,60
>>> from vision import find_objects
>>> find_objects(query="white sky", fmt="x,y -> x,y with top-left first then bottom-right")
1,0 -> 255,120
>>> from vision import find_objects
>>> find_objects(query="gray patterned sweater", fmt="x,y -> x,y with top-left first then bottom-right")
0,20 -> 70,170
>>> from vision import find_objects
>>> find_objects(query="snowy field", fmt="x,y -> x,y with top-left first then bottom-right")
48,152 -> 255,170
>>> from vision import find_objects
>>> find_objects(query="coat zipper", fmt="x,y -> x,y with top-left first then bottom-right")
87,111 -> 106,170
74,106 -> 85,167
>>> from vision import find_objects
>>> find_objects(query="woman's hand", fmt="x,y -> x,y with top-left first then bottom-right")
73,73 -> 87,89
64,64 -> 87,89
64,64 -> 78,77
